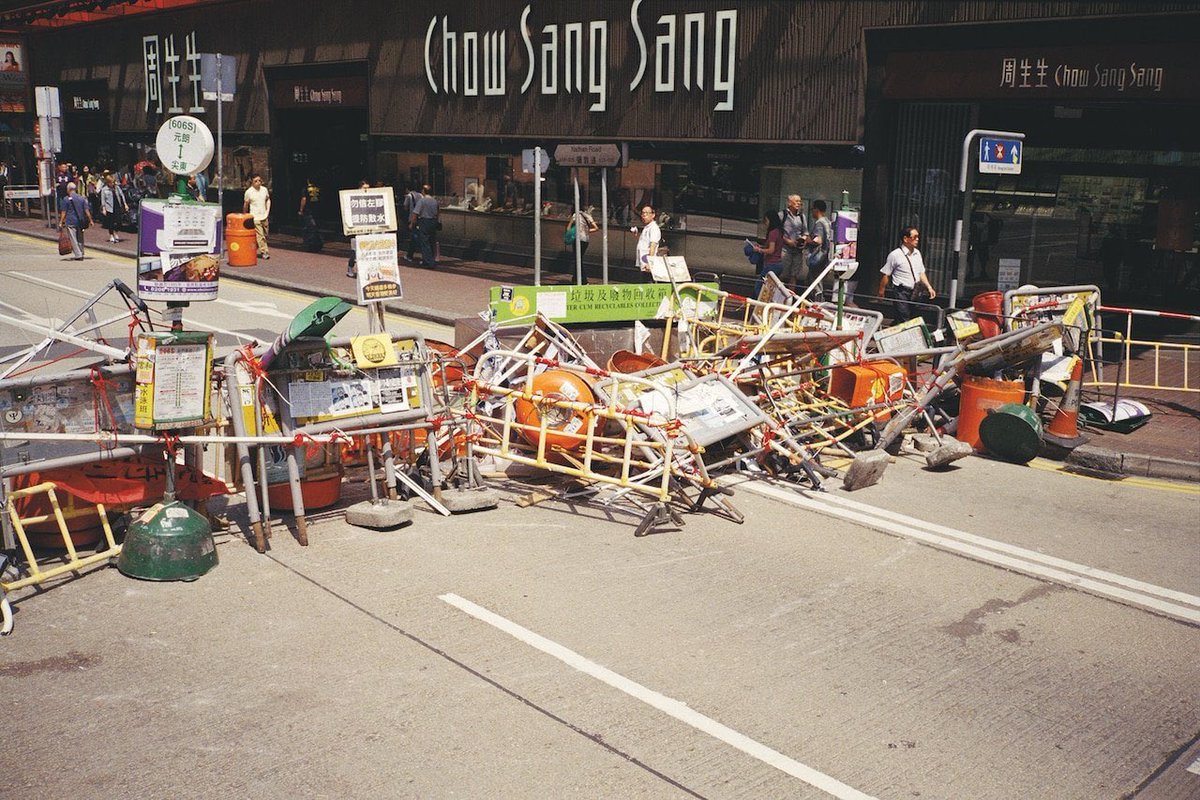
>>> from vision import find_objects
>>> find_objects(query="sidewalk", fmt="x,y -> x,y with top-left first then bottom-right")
2,214 -> 1197,482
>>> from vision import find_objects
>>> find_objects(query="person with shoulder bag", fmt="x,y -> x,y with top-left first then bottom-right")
803,200 -> 833,301
878,226 -> 936,323
58,181 -> 93,260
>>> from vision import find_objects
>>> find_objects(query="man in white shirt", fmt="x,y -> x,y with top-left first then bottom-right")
242,174 -> 271,259
634,204 -> 660,273
878,226 -> 936,322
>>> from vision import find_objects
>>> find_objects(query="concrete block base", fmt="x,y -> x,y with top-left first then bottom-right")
345,499 -> 415,529
843,450 -> 890,491
440,489 -> 501,513
925,438 -> 974,468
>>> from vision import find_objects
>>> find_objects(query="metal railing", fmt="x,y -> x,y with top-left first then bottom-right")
1088,306 -> 1200,395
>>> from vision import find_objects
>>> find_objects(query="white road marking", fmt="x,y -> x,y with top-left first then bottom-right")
1186,755 -> 1200,775
440,592 -> 876,800
735,480 -> 1200,625
213,298 -> 294,319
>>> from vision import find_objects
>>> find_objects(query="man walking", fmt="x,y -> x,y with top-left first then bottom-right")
410,183 -> 440,267
634,204 -> 661,273
58,181 -> 92,260
242,174 -> 271,259
403,183 -> 421,261
878,226 -> 936,322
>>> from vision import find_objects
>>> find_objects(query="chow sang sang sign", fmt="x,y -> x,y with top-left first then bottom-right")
424,0 -> 739,112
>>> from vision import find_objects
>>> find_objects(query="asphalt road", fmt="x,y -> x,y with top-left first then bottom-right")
2,233 -> 1199,799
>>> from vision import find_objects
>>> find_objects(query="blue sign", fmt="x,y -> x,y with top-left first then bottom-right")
979,138 -> 1022,175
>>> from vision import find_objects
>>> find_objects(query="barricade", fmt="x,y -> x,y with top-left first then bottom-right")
223,330 -> 445,552
1088,306 -> 1199,396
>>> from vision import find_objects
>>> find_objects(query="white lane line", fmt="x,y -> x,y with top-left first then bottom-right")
440,592 -> 876,800
813,490 -> 1200,607
736,481 -> 1200,625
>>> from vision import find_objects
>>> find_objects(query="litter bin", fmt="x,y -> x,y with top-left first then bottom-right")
971,291 -> 1005,339
225,213 -> 257,267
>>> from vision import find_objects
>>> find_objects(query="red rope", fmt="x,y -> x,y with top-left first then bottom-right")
89,367 -> 121,445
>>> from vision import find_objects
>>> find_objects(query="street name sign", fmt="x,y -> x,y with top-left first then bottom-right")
553,143 -> 621,168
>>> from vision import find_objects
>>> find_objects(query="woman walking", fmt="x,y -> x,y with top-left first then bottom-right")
100,174 -> 127,243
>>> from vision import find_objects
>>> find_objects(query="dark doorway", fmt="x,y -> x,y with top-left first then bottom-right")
274,108 -> 368,228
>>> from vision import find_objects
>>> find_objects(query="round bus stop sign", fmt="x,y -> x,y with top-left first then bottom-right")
155,115 -> 214,177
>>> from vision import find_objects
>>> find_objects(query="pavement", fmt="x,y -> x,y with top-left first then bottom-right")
2,212 -> 1197,483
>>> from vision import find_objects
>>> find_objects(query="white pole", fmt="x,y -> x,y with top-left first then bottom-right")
534,147 -> 542,286
573,167 -> 582,284
953,128 -> 1024,309
216,53 -> 224,214
601,167 -> 609,284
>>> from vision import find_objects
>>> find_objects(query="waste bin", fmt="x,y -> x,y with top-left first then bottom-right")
957,375 -> 1024,451
225,213 -> 257,267
972,291 -> 1005,339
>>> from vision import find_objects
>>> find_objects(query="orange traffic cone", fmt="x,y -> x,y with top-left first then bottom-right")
1043,356 -> 1089,448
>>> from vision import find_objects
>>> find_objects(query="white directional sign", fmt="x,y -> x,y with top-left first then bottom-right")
521,147 -> 550,174
155,115 -> 215,177
553,143 -> 621,168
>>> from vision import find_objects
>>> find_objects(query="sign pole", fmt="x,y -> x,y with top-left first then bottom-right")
572,167 -> 582,284
601,168 -> 609,284
534,146 -> 542,286
953,128 -> 1024,309
216,53 -> 224,215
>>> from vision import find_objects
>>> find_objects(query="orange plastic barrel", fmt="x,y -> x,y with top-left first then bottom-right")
225,212 -> 258,267
972,291 -> 1005,339
957,375 -> 1025,450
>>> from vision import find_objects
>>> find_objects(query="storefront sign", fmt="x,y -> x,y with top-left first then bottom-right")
489,282 -> 718,324
339,186 -> 398,235
271,75 -> 368,109
884,43 -> 1198,101
425,1 -> 739,112
142,31 -> 205,115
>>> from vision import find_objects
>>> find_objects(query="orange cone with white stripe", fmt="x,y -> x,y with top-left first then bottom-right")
1044,356 -> 1089,448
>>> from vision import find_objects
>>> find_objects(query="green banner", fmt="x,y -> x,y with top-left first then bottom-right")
489,283 -> 718,325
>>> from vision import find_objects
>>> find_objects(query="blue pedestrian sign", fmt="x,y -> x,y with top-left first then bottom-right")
979,137 -> 1022,175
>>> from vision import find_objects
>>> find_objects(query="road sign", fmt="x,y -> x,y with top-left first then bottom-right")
199,53 -> 236,102
34,86 -> 61,118
553,143 -> 621,168
979,137 -> 1022,175
155,115 -> 215,177
521,147 -> 550,174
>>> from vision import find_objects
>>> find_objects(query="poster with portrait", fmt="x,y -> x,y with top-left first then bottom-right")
0,42 -> 28,113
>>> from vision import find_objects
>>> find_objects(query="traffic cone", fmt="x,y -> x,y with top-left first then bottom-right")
1043,356 -> 1090,449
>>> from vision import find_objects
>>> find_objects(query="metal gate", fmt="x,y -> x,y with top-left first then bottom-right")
887,102 -> 973,295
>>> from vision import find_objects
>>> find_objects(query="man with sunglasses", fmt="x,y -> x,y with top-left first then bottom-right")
879,226 -> 936,322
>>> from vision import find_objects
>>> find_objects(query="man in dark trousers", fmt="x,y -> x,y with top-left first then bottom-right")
298,175 -> 323,252
410,183 -> 439,267
58,181 -> 93,260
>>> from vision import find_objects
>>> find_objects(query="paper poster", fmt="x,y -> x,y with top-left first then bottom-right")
355,233 -> 402,303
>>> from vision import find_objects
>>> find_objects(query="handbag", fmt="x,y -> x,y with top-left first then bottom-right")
564,225 -> 576,246
58,227 -> 72,255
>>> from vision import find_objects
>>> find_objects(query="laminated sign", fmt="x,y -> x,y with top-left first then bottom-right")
340,187 -> 398,235
355,233 -> 403,303
133,331 -> 214,430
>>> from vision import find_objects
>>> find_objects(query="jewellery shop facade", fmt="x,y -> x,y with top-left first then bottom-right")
25,0 -> 1199,293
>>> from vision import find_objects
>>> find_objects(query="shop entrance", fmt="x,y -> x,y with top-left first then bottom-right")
266,62 -> 369,233
274,108 -> 368,229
